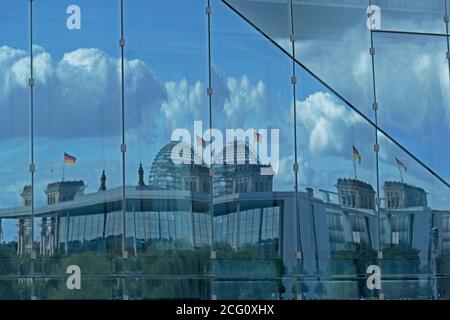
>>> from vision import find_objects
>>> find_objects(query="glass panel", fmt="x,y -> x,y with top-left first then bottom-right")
123,0 -> 211,299
378,130 -> 450,299
371,0 -> 447,34
295,65 -> 378,209
32,0 -> 122,259
293,0 -> 374,120
295,63 -> 379,298
374,32 -> 450,181
31,0 -> 122,300
224,0 -> 292,53
212,0 -> 295,300
0,0 -> 31,299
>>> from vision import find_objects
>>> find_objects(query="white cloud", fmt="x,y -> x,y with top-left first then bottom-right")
0,45 -> 166,139
223,75 -> 266,119
161,79 -> 207,128
0,45 -> 271,144
296,92 -> 368,157
0,46 -> 28,94
158,71 -> 269,135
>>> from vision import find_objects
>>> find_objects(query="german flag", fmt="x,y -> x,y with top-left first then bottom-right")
254,131 -> 263,144
352,146 -> 361,164
64,153 -> 77,165
196,135 -> 207,148
396,158 -> 407,172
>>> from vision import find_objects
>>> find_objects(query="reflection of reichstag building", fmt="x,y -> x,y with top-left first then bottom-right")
0,140 -> 449,299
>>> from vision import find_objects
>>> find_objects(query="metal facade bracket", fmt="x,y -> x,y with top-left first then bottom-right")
290,33 -> 296,43
291,76 -> 297,85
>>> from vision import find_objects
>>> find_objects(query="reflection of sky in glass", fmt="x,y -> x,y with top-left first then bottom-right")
223,0 -> 450,196
0,0 -> 449,242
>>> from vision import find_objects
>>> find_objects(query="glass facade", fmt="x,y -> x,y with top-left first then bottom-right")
0,0 -> 448,300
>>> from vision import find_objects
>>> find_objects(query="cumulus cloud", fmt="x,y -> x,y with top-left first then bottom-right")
0,45 -> 271,143
296,92 -> 372,159
0,43 -> 276,187
291,90 -> 447,205
158,66 -> 269,137
0,45 -> 166,140
223,74 -> 266,118
161,79 -> 207,129
288,91 -> 378,191
0,46 -> 29,92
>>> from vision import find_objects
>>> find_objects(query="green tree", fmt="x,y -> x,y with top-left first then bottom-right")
0,242 -> 24,300
314,282 -> 327,299
329,242 -> 377,299
381,243 -> 421,299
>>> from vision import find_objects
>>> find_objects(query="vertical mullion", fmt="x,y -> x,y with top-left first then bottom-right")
29,0 -> 35,301
207,0 -> 214,300
289,0 -> 303,300
120,0 -> 127,300
368,0 -> 382,271
442,0 -> 449,301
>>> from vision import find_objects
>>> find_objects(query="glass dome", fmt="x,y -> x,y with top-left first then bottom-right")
214,140 -> 261,166
148,141 -> 209,192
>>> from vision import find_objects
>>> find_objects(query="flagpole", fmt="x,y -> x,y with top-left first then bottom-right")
353,155 -> 358,180
397,165 -> 404,183
396,159 -> 405,183
62,153 -> 65,182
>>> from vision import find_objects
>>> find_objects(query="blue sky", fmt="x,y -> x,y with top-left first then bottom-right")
0,0 -> 449,241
